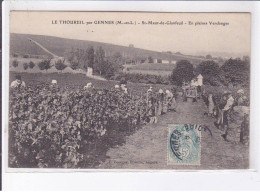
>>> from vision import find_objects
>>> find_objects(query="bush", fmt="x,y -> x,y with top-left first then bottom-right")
9,84 -> 149,168
23,54 -> 29,58
170,60 -> 194,86
114,73 -> 170,85
29,61 -> 35,69
23,63 -> 29,70
12,60 -> 19,68
12,53 -> 18,58
55,59 -> 67,72
38,59 -> 52,71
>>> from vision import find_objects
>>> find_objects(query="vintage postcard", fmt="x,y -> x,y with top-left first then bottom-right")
7,11 -> 250,170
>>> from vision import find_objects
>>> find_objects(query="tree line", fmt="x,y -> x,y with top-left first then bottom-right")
11,48 -> 250,87
65,46 -> 123,78
170,57 -> 250,87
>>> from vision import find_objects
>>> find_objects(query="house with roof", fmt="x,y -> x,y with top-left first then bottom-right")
191,74 -> 203,86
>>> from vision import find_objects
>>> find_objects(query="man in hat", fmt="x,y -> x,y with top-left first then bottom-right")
214,91 -> 228,129
11,75 -> 26,88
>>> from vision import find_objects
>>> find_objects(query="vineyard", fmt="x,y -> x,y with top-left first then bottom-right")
8,72 -> 174,168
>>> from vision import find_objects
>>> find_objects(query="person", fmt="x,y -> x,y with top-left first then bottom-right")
84,82 -> 95,93
146,87 -> 157,123
11,75 -> 26,88
157,89 -> 164,116
166,90 -> 176,112
208,94 -> 215,117
84,82 -> 92,89
221,92 -> 235,140
50,80 -> 58,88
114,84 -> 120,89
121,84 -> 126,91
214,91 -> 228,130
236,89 -> 246,106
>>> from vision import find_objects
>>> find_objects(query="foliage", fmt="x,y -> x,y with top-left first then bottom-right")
9,84 -> 149,168
221,58 -> 250,87
12,60 -> 19,68
148,56 -> 153,63
29,61 -> 35,69
196,60 -> 221,86
86,46 -> 95,68
94,46 -> 105,75
23,63 -> 29,70
114,73 -> 170,85
55,59 -> 67,72
66,48 -> 88,70
170,60 -> 194,86
206,54 -> 212,59
103,52 -> 124,78
38,59 -> 52,71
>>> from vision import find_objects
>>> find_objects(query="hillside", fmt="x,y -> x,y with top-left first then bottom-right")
10,33 -> 205,65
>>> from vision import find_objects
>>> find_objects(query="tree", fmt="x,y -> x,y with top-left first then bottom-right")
171,60 -> 194,86
23,63 -> 29,70
221,58 -> 249,87
86,46 -> 95,68
148,56 -> 153,63
196,60 -> 220,86
12,60 -> 19,68
29,61 -> 35,69
38,59 -> 51,71
94,46 -> 105,75
65,48 -> 86,70
102,52 -> 124,78
206,54 -> 212,59
55,59 -> 67,72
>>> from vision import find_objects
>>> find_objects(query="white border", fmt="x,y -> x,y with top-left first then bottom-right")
2,1 -> 260,190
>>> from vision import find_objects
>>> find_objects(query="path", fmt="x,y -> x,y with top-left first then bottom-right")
100,98 -> 249,169
28,38 -> 59,58
26,38 -> 106,81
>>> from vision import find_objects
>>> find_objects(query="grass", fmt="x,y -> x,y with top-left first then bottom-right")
123,63 -> 175,76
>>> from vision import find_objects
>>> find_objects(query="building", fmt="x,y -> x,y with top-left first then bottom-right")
154,58 -> 170,64
191,74 -> 203,86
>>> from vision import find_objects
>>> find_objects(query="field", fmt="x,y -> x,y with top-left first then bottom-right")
10,57 -> 43,66
9,71 -> 173,95
9,71 -> 249,169
10,33 -> 205,65
123,63 -> 175,76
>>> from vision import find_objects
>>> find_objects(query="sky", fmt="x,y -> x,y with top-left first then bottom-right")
10,12 -> 251,57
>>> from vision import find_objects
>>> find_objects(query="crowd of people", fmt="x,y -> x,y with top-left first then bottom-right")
202,88 -> 249,144
9,75 -> 177,168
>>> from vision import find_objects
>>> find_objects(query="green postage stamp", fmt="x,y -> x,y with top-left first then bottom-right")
168,124 -> 201,165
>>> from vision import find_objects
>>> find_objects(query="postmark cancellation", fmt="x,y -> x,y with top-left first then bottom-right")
167,124 -> 201,165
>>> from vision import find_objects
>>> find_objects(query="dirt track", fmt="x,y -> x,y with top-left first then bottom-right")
100,98 -> 249,170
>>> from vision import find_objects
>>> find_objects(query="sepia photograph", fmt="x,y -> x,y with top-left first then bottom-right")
7,11 -> 250,170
